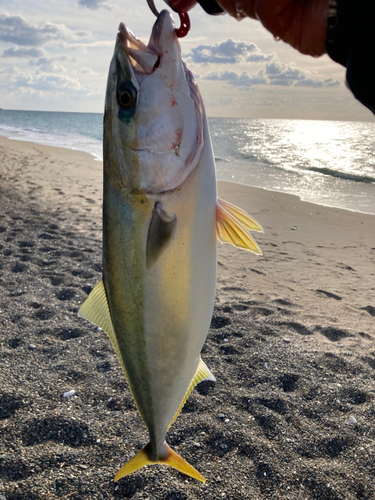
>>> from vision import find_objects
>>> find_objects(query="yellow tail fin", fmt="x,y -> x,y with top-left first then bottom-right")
114,443 -> 205,483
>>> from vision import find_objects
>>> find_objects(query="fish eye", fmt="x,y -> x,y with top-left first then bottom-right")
118,90 -> 134,109
116,80 -> 137,120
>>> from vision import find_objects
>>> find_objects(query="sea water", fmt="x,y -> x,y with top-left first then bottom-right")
0,109 -> 374,215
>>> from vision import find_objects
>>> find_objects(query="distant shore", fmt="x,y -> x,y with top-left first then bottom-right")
0,136 -> 374,499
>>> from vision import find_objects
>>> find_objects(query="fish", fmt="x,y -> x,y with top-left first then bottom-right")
79,9 -> 262,483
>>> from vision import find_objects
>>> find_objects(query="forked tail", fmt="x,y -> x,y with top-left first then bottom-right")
114,443 -> 205,483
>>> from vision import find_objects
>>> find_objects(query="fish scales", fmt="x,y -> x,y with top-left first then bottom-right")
103,132 -> 217,443
79,9 -> 263,483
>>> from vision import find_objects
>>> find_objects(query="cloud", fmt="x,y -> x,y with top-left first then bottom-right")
189,39 -> 274,64
323,78 -> 341,88
265,61 -> 306,86
78,0 -> 112,10
81,67 -> 98,75
2,46 -> 46,58
0,13 -> 90,47
219,97 -> 233,106
260,99 -> 291,108
204,62 -> 341,89
294,78 -> 323,88
204,70 -> 267,88
28,55 -> 68,73
265,61 -> 341,88
0,65 -> 100,99
294,77 -> 340,88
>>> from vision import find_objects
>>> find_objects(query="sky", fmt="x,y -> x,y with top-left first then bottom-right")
0,0 -> 373,121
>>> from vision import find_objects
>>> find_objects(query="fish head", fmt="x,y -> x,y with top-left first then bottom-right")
104,10 -> 204,194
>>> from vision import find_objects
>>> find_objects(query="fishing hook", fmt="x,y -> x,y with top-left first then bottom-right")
147,0 -> 160,17
147,0 -> 191,38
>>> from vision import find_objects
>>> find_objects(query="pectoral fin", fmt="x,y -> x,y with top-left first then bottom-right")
146,201 -> 177,269
216,198 -> 262,254
218,198 -> 263,232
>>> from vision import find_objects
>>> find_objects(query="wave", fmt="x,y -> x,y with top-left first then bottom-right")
214,156 -> 230,163
309,167 -> 375,184
0,124 -> 102,161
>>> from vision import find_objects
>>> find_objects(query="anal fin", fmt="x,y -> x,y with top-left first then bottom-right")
216,198 -> 262,254
167,358 -> 215,430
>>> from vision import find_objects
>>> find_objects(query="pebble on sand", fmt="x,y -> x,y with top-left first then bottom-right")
63,390 -> 76,398
348,415 -> 357,425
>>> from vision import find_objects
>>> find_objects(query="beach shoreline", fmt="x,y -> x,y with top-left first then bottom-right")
2,111 -> 375,216
0,137 -> 374,499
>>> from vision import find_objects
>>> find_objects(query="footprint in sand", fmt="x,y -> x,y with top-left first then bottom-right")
11,262 -> 27,273
21,416 -> 96,447
279,321 -> 313,336
53,328 -> 86,341
358,332 -> 373,340
18,240 -> 34,248
38,232 -> 55,240
210,315 -> 231,329
96,361 -> 112,373
56,288 -> 77,301
280,373 -> 300,392
49,275 -> 65,286
316,289 -> 342,300
362,356 -> 375,370
0,392 -> 23,420
255,397 -> 288,415
8,338 -> 23,349
317,326 -> 351,342
232,303 -> 249,311
34,308 -> 55,320
361,305 -> 375,316
273,298 -> 294,307
252,306 -> 274,317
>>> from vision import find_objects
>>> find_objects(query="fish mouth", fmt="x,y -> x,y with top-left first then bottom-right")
118,10 -> 174,78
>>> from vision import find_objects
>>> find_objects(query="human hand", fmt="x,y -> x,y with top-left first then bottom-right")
215,0 -> 331,57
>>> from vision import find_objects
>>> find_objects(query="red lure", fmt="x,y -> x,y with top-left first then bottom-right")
175,11 -> 190,37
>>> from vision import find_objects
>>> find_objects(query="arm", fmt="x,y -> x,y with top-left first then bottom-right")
216,0 -> 330,57
208,0 -> 375,115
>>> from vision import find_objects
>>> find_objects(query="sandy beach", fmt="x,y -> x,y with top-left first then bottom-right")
0,135 -> 374,500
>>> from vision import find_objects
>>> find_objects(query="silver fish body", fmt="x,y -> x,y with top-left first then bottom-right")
79,9 -> 262,483
102,111 -> 217,459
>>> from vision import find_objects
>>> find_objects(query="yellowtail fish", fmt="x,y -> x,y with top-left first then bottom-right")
79,10 -> 262,483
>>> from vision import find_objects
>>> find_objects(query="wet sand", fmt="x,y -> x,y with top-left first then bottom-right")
0,136 -> 374,500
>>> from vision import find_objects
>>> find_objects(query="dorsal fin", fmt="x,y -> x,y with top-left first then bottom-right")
216,198 -> 262,254
146,201 -> 177,269
78,278 -> 115,337
167,357 -> 215,430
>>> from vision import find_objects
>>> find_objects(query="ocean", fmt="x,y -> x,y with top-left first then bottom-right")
0,109 -> 374,215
